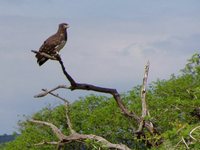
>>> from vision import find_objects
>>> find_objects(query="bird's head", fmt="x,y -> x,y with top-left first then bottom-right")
59,23 -> 69,29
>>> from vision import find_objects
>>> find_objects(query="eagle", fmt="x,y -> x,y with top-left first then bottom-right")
35,23 -> 69,66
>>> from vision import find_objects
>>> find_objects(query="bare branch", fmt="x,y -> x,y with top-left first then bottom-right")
141,61 -> 150,118
175,138 -> 183,148
34,85 -> 75,134
64,102 -> 76,134
57,57 -> 76,86
41,89 -> 70,104
30,119 -> 67,140
136,61 -> 151,133
175,137 -> 189,150
34,141 -> 59,146
34,85 -> 69,98
182,137 -> 189,149
176,124 -> 186,134
136,118 -> 145,134
30,119 -> 131,150
62,133 -> 132,150
31,50 -> 59,60
189,125 -> 200,141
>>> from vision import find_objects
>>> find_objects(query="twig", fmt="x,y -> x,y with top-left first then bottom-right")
182,136 -> 189,149
34,141 -> 59,146
41,89 -> 70,104
31,50 -> 59,60
64,102 -> 76,134
175,138 -> 183,148
34,85 -> 69,98
136,118 -> 144,134
176,124 -> 186,134
189,125 -> 200,141
35,88 -> 75,134
175,137 -> 189,150
30,119 -> 67,140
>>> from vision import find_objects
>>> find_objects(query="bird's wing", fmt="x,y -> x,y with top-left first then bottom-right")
36,34 -> 61,66
39,34 -> 61,54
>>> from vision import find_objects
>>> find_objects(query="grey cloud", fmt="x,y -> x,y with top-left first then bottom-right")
142,34 -> 200,57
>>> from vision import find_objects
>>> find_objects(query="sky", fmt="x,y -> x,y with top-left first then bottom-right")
0,0 -> 200,134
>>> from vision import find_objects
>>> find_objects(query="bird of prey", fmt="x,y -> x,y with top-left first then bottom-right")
35,23 -> 69,66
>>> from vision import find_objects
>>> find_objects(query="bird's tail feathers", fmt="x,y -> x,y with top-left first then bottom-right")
35,53 -> 48,66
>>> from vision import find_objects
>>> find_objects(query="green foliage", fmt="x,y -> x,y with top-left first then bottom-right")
70,95 -> 134,141
70,95 -> 145,149
5,53 -> 200,149
84,139 -> 109,150
0,144 -> 6,150
149,53 -> 200,149
182,53 -> 200,76
5,105 -> 63,150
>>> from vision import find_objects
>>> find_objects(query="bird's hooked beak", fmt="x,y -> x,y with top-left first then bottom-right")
64,24 -> 69,29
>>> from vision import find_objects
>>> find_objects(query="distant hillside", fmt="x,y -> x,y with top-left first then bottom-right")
0,134 -> 17,144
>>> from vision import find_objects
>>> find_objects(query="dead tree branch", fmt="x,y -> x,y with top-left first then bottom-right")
141,61 -> 150,118
34,141 -> 59,146
64,102 -> 76,134
136,61 -> 154,133
30,119 -> 131,150
30,119 -> 67,140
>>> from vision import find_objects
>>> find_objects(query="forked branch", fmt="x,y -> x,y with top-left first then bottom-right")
30,119 -> 67,140
33,89 -> 131,149
30,105 -> 131,149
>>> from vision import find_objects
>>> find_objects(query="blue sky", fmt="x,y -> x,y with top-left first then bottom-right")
0,0 -> 199,134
